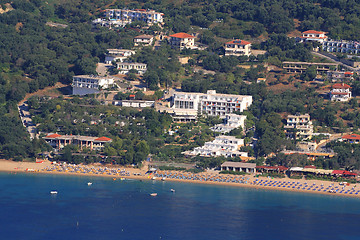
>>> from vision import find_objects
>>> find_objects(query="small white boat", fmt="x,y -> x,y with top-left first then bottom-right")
150,193 -> 157,197
152,177 -> 157,180
170,189 -> 175,192
161,177 -> 166,181
87,182 -> 92,186
50,191 -> 58,194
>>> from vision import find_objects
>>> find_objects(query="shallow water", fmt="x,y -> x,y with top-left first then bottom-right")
0,172 -> 359,240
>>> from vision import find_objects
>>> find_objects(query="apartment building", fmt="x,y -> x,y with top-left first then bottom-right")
168,33 -> 196,50
183,136 -> 247,158
43,133 -> 112,151
322,40 -> 360,54
104,9 -> 164,25
211,114 -> 247,133
105,49 -> 135,64
224,39 -> 251,56
282,61 -> 338,74
330,83 -> 352,101
284,114 -> 313,140
327,71 -> 354,82
300,30 -> 328,43
133,34 -> 154,46
171,90 -> 252,121
72,75 -> 114,95
116,62 -> 147,74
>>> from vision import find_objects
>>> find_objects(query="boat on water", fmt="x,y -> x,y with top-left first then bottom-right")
113,178 -> 116,181
161,177 -> 166,181
150,193 -> 157,197
170,189 -> 175,192
152,177 -> 157,180
50,191 -> 58,194
120,178 -> 125,180
87,182 -> 92,186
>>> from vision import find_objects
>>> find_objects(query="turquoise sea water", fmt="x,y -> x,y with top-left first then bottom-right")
0,172 -> 360,240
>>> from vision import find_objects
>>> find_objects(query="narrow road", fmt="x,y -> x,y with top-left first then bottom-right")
311,51 -> 359,72
18,101 -> 37,140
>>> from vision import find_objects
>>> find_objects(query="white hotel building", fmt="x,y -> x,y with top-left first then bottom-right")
183,136 -> 248,158
104,9 -> 164,25
72,75 -> 114,95
211,114 -> 247,133
171,90 -> 252,121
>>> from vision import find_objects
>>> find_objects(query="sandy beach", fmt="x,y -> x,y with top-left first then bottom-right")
0,159 -> 359,198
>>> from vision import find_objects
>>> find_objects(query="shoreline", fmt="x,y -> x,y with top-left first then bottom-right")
1,159 -> 359,199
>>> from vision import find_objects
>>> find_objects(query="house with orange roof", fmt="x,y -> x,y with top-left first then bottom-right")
341,134 -> 360,144
330,83 -> 351,101
301,30 -> 328,43
43,134 -> 112,151
168,32 -> 196,50
224,39 -> 251,56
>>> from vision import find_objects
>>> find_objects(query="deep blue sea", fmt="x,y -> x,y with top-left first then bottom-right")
0,172 -> 360,240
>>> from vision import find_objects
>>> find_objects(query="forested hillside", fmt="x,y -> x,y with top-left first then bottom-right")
1,0 -> 360,165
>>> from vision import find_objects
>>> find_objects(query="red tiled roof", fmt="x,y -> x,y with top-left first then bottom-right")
332,170 -> 344,175
45,133 -> 62,138
332,170 -> 357,176
94,137 -> 112,142
304,165 -> 316,169
345,72 -> 353,75
332,83 -> 351,89
303,30 -> 326,34
342,134 -> 360,140
226,39 -> 251,45
169,33 -> 195,39
129,94 -> 135,97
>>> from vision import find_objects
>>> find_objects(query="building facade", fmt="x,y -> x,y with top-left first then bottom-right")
72,75 -> 114,95
105,49 -> 135,64
43,133 -> 112,151
113,100 -> 155,108
301,30 -> 328,43
282,61 -> 338,74
330,83 -> 352,101
104,9 -> 164,25
211,114 -> 247,133
171,90 -> 252,121
183,136 -> 247,158
284,114 -> 313,140
341,134 -> 360,144
221,162 -> 256,173
117,62 -> 147,74
224,39 -> 251,56
134,35 -> 154,46
327,71 -> 354,82
168,33 -> 196,50
322,40 -> 360,54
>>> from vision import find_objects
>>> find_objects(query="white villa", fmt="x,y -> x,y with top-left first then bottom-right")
224,39 -> 251,56
72,75 -> 114,95
134,35 -> 154,46
105,49 -> 135,64
117,62 -> 147,75
300,30 -> 328,43
183,136 -> 247,158
168,32 -> 196,50
211,114 -> 247,133
330,83 -> 352,102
